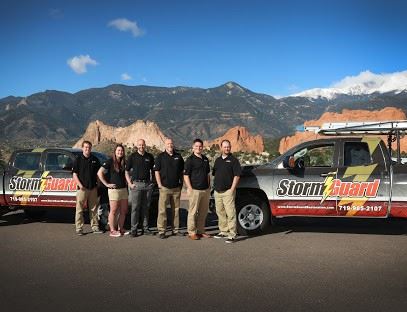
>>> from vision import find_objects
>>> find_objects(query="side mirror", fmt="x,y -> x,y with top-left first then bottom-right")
283,156 -> 296,169
296,157 -> 305,169
283,156 -> 304,169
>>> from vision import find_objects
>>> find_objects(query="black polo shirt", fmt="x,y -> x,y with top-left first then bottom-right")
154,151 -> 184,188
212,154 -> 242,192
72,153 -> 101,189
101,158 -> 127,189
184,153 -> 210,190
126,151 -> 154,181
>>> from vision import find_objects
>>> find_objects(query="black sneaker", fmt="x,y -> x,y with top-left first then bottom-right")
144,229 -> 154,235
158,233 -> 166,239
76,230 -> 84,236
214,233 -> 228,239
225,237 -> 236,244
92,228 -> 104,234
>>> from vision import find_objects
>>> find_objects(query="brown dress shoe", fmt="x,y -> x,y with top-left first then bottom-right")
199,233 -> 212,238
188,234 -> 200,240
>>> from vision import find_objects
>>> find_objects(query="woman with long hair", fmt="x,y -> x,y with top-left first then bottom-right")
97,144 -> 129,237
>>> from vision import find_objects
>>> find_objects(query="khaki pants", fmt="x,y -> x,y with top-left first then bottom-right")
157,186 -> 181,234
75,188 -> 99,232
187,189 -> 210,235
214,189 -> 237,238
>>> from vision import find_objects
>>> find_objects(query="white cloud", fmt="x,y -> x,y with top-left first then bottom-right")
67,55 -> 98,74
108,18 -> 145,37
121,73 -> 132,81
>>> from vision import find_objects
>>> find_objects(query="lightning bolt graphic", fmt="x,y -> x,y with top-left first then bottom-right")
321,175 -> 335,203
39,171 -> 50,196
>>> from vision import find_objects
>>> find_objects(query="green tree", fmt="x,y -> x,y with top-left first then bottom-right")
263,137 -> 281,158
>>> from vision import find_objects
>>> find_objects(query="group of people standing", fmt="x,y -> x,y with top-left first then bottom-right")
72,137 -> 241,243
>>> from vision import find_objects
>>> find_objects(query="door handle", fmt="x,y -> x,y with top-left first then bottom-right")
320,171 -> 337,177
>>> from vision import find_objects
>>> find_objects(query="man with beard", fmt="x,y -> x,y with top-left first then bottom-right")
72,141 -> 102,235
212,140 -> 241,243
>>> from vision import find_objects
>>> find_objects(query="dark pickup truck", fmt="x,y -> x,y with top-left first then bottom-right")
0,148 -> 108,217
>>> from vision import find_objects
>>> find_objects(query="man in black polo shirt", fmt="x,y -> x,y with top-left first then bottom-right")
72,140 -> 102,235
212,139 -> 241,243
125,139 -> 155,237
154,138 -> 184,239
183,138 -> 212,240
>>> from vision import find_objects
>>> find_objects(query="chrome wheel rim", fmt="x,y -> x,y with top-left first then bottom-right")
238,204 -> 263,230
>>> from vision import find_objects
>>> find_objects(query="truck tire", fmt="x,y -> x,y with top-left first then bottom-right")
1,206 -> 10,216
236,194 -> 271,236
24,209 -> 46,219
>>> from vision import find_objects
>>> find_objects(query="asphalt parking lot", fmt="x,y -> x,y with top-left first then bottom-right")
1,207 -> 406,312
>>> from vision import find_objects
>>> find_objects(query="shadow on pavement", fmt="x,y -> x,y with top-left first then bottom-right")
270,217 -> 407,236
1,206 -> 406,236
0,207 -> 218,230
0,208 -> 75,226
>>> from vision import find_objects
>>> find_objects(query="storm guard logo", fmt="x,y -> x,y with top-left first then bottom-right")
276,178 -> 380,202
9,176 -> 77,194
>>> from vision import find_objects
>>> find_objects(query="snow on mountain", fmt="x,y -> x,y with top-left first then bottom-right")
291,70 -> 407,100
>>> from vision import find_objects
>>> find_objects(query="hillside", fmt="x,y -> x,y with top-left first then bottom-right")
1,82 -> 407,148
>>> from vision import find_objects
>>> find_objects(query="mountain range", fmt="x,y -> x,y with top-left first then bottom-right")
292,70 -> 407,100
1,80 -> 407,147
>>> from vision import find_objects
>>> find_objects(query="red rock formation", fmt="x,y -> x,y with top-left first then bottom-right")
73,120 -> 168,150
279,107 -> 407,154
205,126 -> 264,153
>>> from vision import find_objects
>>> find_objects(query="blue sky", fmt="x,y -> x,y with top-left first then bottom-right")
1,0 -> 407,98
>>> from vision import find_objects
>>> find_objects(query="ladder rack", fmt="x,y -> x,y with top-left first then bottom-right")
303,120 -> 407,164
305,120 -> 407,135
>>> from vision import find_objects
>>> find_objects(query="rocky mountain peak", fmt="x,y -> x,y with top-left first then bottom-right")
213,81 -> 247,94
73,119 -> 168,150
291,70 -> 407,100
205,126 -> 264,153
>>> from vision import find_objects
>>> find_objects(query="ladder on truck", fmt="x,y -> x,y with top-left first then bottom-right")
304,120 -> 407,164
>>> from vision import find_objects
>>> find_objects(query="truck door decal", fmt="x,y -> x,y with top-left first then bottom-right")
276,177 -> 381,202
338,163 -> 380,216
8,172 -> 77,194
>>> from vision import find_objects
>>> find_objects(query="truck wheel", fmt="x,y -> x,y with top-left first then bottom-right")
236,195 -> 271,236
24,209 -> 46,219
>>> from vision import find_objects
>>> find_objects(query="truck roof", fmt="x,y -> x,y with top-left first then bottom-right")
8,148 -> 108,165
285,137 -> 373,150
10,148 -> 100,153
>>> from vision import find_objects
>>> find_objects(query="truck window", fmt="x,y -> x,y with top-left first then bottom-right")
344,142 -> 372,166
73,152 -> 108,164
294,145 -> 334,167
45,152 -> 74,171
13,152 -> 41,170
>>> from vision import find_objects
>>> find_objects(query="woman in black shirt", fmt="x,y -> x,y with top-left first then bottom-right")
97,144 -> 128,237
